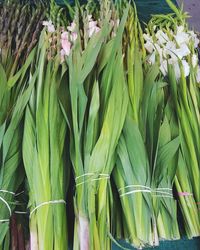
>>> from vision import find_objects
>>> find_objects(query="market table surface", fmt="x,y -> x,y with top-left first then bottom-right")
113,237 -> 200,250
177,0 -> 200,31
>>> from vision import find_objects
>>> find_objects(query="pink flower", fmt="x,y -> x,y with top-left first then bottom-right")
88,21 -> 97,29
61,31 -> 69,40
88,25 -> 100,38
60,49 -> 66,63
61,38 -> 71,56
70,32 -> 78,42
67,22 -> 76,32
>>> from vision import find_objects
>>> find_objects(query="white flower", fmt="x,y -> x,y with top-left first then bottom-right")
189,32 -> 199,48
43,20 -> 51,26
144,41 -> 154,54
88,21 -> 98,29
155,30 -> 169,45
174,32 -> 190,46
192,54 -> 198,68
67,22 -> 76,32
194,37 -> 199,48
196,66 -> 200,83
177,26 -> 185,33
143,33 -> 153,43
70,32 -> 78,42
165,41 -> 176,50
160,60 -> 168,76
163,41 -> 178,60
48,25 -> 55,33
174,63 -> 181,79
181,60 -> 190,77
167,58 -> 182,80
148,51 -> 156,64
174,43 -> 190,59
87,15 -> 93,21
43,20 -> 55,33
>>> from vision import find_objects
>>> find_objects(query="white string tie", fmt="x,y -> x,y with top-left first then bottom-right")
0,196 -> 12,223
30,199 -> 66,218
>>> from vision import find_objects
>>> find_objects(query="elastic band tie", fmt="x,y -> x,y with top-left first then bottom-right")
178,192 -> 193,197
76,173 -> 110,187
0,196 -> 12,223
15,211 -> 28,215
75,173 -> 94,181
153,194 -> 174,199
156,188 -> 172,191
0,190 -> 15,195
119,186 -> 173,199
15,191 -> 25,197
119,185 -> 152,197
30,199 -> 66,218
154,190 -> 173,196
153,188 -> 173,199
120,189 -> 151,197
118,185 -> 151,192
0,190 -> 24,197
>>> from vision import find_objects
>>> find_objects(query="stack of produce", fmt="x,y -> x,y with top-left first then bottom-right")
59,4 -> 129,249
144,0 -> 200,239
0,0 -> 199,249
0,1 -> 44,248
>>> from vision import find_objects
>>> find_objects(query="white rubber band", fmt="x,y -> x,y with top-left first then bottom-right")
119,186 -> 173,198
154,190 -> 173,196
118,185 -> 151,192
0,196 -> 12,223
0,219 -> 9,223
15,191 -> 25,197
120,189 -> 152,197
0,190 -> 15,195
152,194 -> 174,199
30,199 -> 66,218
0,190 -> 24,197
75,173 -> 94,181
76,175 -> 110,187
15,211 -> 28,214
155,188 -> 172,191
75,173 -> 109,181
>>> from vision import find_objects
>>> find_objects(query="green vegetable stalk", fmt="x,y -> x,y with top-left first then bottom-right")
22,31 -> 69,250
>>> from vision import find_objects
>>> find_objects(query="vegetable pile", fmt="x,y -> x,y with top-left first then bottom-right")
0,0 -> 199,249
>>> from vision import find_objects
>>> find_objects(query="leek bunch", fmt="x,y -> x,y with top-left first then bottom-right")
144,0 -> 200,239
59,4 -> 129,249
113,3 -> 181,247
113,6 -> 157,248
22,29 -> 69,249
